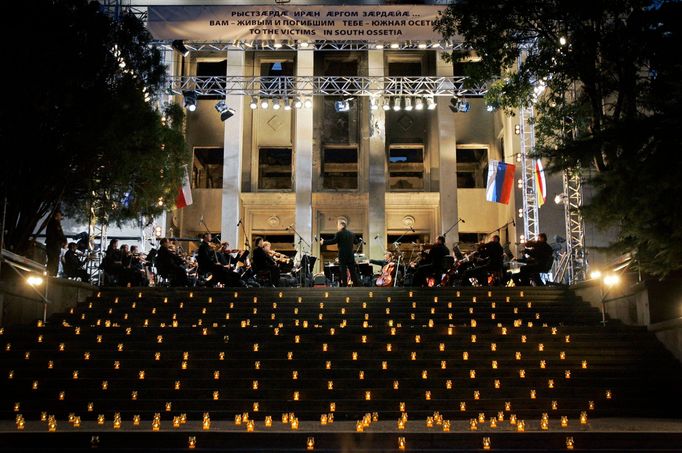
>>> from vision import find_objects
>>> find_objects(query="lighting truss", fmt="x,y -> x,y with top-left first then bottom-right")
168,76 -> 487,98
518,104 -> 540,243
154,40 -> 468,53
562,168 -> 587,284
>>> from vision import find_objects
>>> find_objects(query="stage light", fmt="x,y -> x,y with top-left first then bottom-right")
334,99 -> 350,112
404,98 -> 413,111
304,98 -> 313,109
393,97 -> 402,111
390,42 -> 400,49
426,96 -> 437,110
515,124 -> 521,134
603,274 -> 621,287
214,101 -> 235,121
370,97 -> 379,110
273,41 -> 283,49
559,36 -> 567,46
26,275 -> 44,286
183,91 -> 197,112
590,270 -> 602,280
486,105 -> 494,112
376,43 -> 385,50
418,42 -> 427,49
298,41 -> 310,49
260,98 -> 270,109
382,97 -> 391,111
284,98 -> 292,111
249,97 -> 258,109
415,97 -> 424,110
273,98 -> 282,110
554,193 -> 567,204
294,98 -> 303,109
171,40 -> 190,57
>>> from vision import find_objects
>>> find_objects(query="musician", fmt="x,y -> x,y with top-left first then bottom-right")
370,251 -> 394,268
464,235 -> 505,286
63,242 -> 89,282
156,238 -> 189,287
515,233 -> 554,286
413,236 -> 450,287
371,251 -> 396,286
198,233 -> 243,287
252,240 -> 281,287
45,209 -> 67,277
320,220 -> 361,287
128,245 -> 149,287
101,239 -> 124,284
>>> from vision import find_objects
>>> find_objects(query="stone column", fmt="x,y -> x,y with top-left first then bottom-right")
367,50 -> 386,259
436,51 -> 459,243
294,49 -> 314,252
221,49 -> 246,246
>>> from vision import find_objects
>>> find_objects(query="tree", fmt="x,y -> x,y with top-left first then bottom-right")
0,0 -> 190,254
435,0 -> 682,277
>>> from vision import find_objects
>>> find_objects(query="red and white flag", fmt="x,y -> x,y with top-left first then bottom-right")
175,166 -> 193,209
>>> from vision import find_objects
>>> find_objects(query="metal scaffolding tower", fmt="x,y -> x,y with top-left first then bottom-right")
562,168 -> 588,283
518,105 -> 540,243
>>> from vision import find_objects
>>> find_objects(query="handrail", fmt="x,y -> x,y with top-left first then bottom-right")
0,248 -> 51,323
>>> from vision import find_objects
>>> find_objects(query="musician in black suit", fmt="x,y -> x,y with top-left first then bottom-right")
156,238 -> 188,287
321,220 -> 361,287
197,233 -> 243,287
63,242 -> 88,282
516,233 -> 554,286
252,239 -> 280,287
413,235 -> 450,287
45,209 -> 67,276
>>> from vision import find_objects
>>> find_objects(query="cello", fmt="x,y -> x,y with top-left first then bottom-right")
376,261 -> 396,287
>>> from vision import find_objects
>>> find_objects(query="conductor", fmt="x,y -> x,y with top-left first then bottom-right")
320,220 -> 361,287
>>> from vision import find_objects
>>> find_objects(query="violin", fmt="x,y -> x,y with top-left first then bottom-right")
268,250 -> 291,264
376,261 -> 396,287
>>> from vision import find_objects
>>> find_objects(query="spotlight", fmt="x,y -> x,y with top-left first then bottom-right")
249,97 -> 258,110
260,98 -> 270,109
369,97 -> 379,110
382,97 -> 391,111
294,98 -> 303,109
214,101 -> 235,121
590,270 -> 602,280
514,124 -> 521,135
449,97 -> 470,113
404,97 -> 413,111
390,43 -> 400,49
183,90 -> 197,112
284,98 -> 292,111
298,41 -> 310,49
303,98 -> 313,109
272,98 -> 282,110
603,274 -> 621,287
393,97 -> 402,111
554,193 -> 567,205
171,40 -> 190,57
334,99 -> 350,112
415,98 -> 424,111
27,275 -> 44,286
273,41 -> 283,49
376,43 -> 385,50
418,42 -> 427,49
486,105 -> 494,112
559,36 -> 567,46
426,96 -> 437,110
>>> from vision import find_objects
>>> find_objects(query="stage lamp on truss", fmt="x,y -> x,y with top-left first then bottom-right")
369,97 -> 379,111
182,90 -> 197,112
303,98 -> 313,109
260,98 -> 270,109
404,98 -> 413,111
272,98 -> 282,110
382,97 -> 391,111
249,97 -> 258,110
426,96 -> 437,110
294,98 -> 303,109
171,40 -> 190,57
393,97 -> 402,111
284,98 -> 292,111
214,101 -> 236,121
415,97 -> 424,111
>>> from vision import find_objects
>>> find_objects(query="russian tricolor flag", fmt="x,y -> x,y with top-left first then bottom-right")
486,160 -> 516,205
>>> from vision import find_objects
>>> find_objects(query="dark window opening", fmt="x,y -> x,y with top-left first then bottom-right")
196,61 -> 227,100
388,147 -> 424,190
323,147 -> 358,190
258,148 -> 292,190
193,147 -> 223,189
457,148 -> 488,189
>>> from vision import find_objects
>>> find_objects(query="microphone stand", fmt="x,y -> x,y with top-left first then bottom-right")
486,219 -> 516,237
442,218 -> 465,238
391,226 -> 413,287
287,225 -> 311,287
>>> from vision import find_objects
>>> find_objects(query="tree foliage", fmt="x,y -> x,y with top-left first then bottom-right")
0,0 -> 190,253
435,0 -> 682,277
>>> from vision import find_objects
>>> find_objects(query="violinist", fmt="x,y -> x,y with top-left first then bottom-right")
412,236 -> 450,287
198,233 -> 244,287
252,238 -> 280,287
463,235 -> 504,286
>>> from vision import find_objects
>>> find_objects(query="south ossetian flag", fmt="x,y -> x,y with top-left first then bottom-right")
534,159 -> 547,207
486,160 -> 516,205
175,166 -> 193,209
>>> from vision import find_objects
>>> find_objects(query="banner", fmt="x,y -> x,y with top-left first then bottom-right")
147,5 -> 447,42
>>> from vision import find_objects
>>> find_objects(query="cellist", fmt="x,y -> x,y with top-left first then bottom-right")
370,251 -> 396,287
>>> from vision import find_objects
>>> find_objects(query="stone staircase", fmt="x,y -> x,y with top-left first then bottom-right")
0,287 -> 680,451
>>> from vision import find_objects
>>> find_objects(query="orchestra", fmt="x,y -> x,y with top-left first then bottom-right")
92,219 -> 555,288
